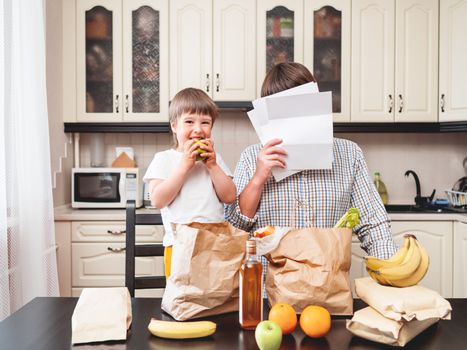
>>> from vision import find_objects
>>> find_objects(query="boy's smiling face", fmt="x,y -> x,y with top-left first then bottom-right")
171,113 -> 213,151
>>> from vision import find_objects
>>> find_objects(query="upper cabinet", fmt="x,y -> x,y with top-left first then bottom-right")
257,0 -> 350,121
351,0 -> 438,122
256,1 -> 303,96
439,0 -> 467,122
304,0 -> 351,122
75,0 -> 168,122
169,0 -> 256,101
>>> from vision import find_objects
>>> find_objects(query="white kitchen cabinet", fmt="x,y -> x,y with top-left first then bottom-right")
439,0 -> 467,122
75,0 -> 168,122
350,221 -> 453,298
453,221 -> 467,297
71,243 -> 163,287
55,221 -> 165,297
169,0 -> 256,101
392,221 -> 453,297
304,0 -> 351,121
351,0 -> 438,122
256,0 -> 303,96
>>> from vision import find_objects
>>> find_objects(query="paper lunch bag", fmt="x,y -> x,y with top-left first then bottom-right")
265,227 -> 353,315
161,221 -> 249,321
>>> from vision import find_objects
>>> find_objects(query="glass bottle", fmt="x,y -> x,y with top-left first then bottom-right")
239,240 -> 263,330
374,172 -> 389,205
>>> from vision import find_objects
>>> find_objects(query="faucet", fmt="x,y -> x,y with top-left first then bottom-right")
404,170 -> 436,207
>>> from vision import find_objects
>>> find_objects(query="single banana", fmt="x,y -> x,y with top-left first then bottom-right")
148,318 -> 216,339
364,236 -> 410,270
377,235 -> 422,281
384,238 -> 430,287
366,267 -> 387,285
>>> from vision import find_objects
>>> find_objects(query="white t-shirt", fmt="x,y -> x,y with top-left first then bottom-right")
143,149 -> 232,246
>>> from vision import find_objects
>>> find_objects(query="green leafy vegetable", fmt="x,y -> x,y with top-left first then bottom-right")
334,208 -> 360,229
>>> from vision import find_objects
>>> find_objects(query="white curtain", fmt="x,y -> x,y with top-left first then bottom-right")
0,0 -> 59,321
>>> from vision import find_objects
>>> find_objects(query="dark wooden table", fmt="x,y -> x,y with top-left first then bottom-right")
0,297 -> 465,350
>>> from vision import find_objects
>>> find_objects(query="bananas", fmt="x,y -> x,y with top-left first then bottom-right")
148,318 -> 216,339
365,234 -> 430,288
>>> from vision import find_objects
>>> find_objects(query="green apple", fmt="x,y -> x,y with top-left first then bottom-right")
255,321 -> 282,350
194,140 -> 207,161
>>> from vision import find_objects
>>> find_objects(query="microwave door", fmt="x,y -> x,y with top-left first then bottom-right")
75,172 -> 121,203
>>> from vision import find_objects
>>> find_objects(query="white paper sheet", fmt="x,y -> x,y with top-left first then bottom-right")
247,82 -> 332,182
265,92 -> 333,177
252,82 -> 319,127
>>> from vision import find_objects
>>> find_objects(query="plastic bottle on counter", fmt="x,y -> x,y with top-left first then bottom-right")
374,172 -> 389,205
239,239 -> 263,330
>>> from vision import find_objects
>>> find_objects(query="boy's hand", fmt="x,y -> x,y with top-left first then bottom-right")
180,139 -> 199,169
255,138 -> 287,183
197,138 -> 217,169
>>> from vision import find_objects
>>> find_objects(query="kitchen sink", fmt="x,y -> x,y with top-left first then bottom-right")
384,204 -> 466,213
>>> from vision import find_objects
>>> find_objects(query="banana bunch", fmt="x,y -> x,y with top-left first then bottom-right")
148,318 -> 216,339
364,234 -> 429,288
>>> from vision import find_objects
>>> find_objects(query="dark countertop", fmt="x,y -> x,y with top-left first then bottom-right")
0,297 -> 465,350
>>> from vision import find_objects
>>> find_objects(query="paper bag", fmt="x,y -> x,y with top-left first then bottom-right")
346,306 -> 439,347
161,221 -> 249,321
355,277 -> 452,321
266,227 -> 353,315
71,287 -> 132,344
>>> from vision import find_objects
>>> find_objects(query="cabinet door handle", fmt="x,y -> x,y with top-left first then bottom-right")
107,229 -> 126,235
206,74 -> 210,92
388,94 -> 393,113
107,247 -> 125,253
216,73 -> 220,92
440,94 -> 445,113
125,94 -> 129,113
115,94 -> 120,113
398,94 -> 403,113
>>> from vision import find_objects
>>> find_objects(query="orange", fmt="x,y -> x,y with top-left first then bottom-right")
268,303 -> 297,334
299,305 -> 331,338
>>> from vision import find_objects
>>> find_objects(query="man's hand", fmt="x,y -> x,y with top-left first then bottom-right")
254,138 -> 287,183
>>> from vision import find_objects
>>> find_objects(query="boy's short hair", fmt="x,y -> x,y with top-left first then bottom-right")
261,62 -> 316,97
169,87 -> 218,146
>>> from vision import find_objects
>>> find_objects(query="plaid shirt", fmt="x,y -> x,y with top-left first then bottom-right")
225,138 -> 397,260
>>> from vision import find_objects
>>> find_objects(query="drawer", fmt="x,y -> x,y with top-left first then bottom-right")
72,243 -> 164,287
72,288 -> 164,298
72,221 -> 164,243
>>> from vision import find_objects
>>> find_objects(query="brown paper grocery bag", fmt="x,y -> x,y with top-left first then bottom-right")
266,227 -> 353,315
346,306 -> 439,347
161,221 -> 249,321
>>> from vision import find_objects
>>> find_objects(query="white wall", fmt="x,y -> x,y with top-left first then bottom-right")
47,0 -> 74,207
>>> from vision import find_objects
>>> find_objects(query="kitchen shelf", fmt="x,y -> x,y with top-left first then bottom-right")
64,120 -> 467,133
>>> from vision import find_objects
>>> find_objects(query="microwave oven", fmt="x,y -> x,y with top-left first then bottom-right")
72,168 -> 142,208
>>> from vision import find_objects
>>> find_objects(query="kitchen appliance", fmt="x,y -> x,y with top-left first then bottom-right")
445,156 -> 467,207
72,168 -> 142,208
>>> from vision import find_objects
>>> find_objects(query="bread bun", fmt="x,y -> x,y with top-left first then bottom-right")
253,225 -> 275,238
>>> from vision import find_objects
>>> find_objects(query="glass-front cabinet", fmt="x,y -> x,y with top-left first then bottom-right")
76,0 -> 168,122
257,0 -> 303,97
304,0 -> 351,121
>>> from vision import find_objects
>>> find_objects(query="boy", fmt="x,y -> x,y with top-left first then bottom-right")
144,88 -> 236,277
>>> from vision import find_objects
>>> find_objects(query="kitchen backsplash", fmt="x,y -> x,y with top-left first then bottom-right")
78,111 -> 467,204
